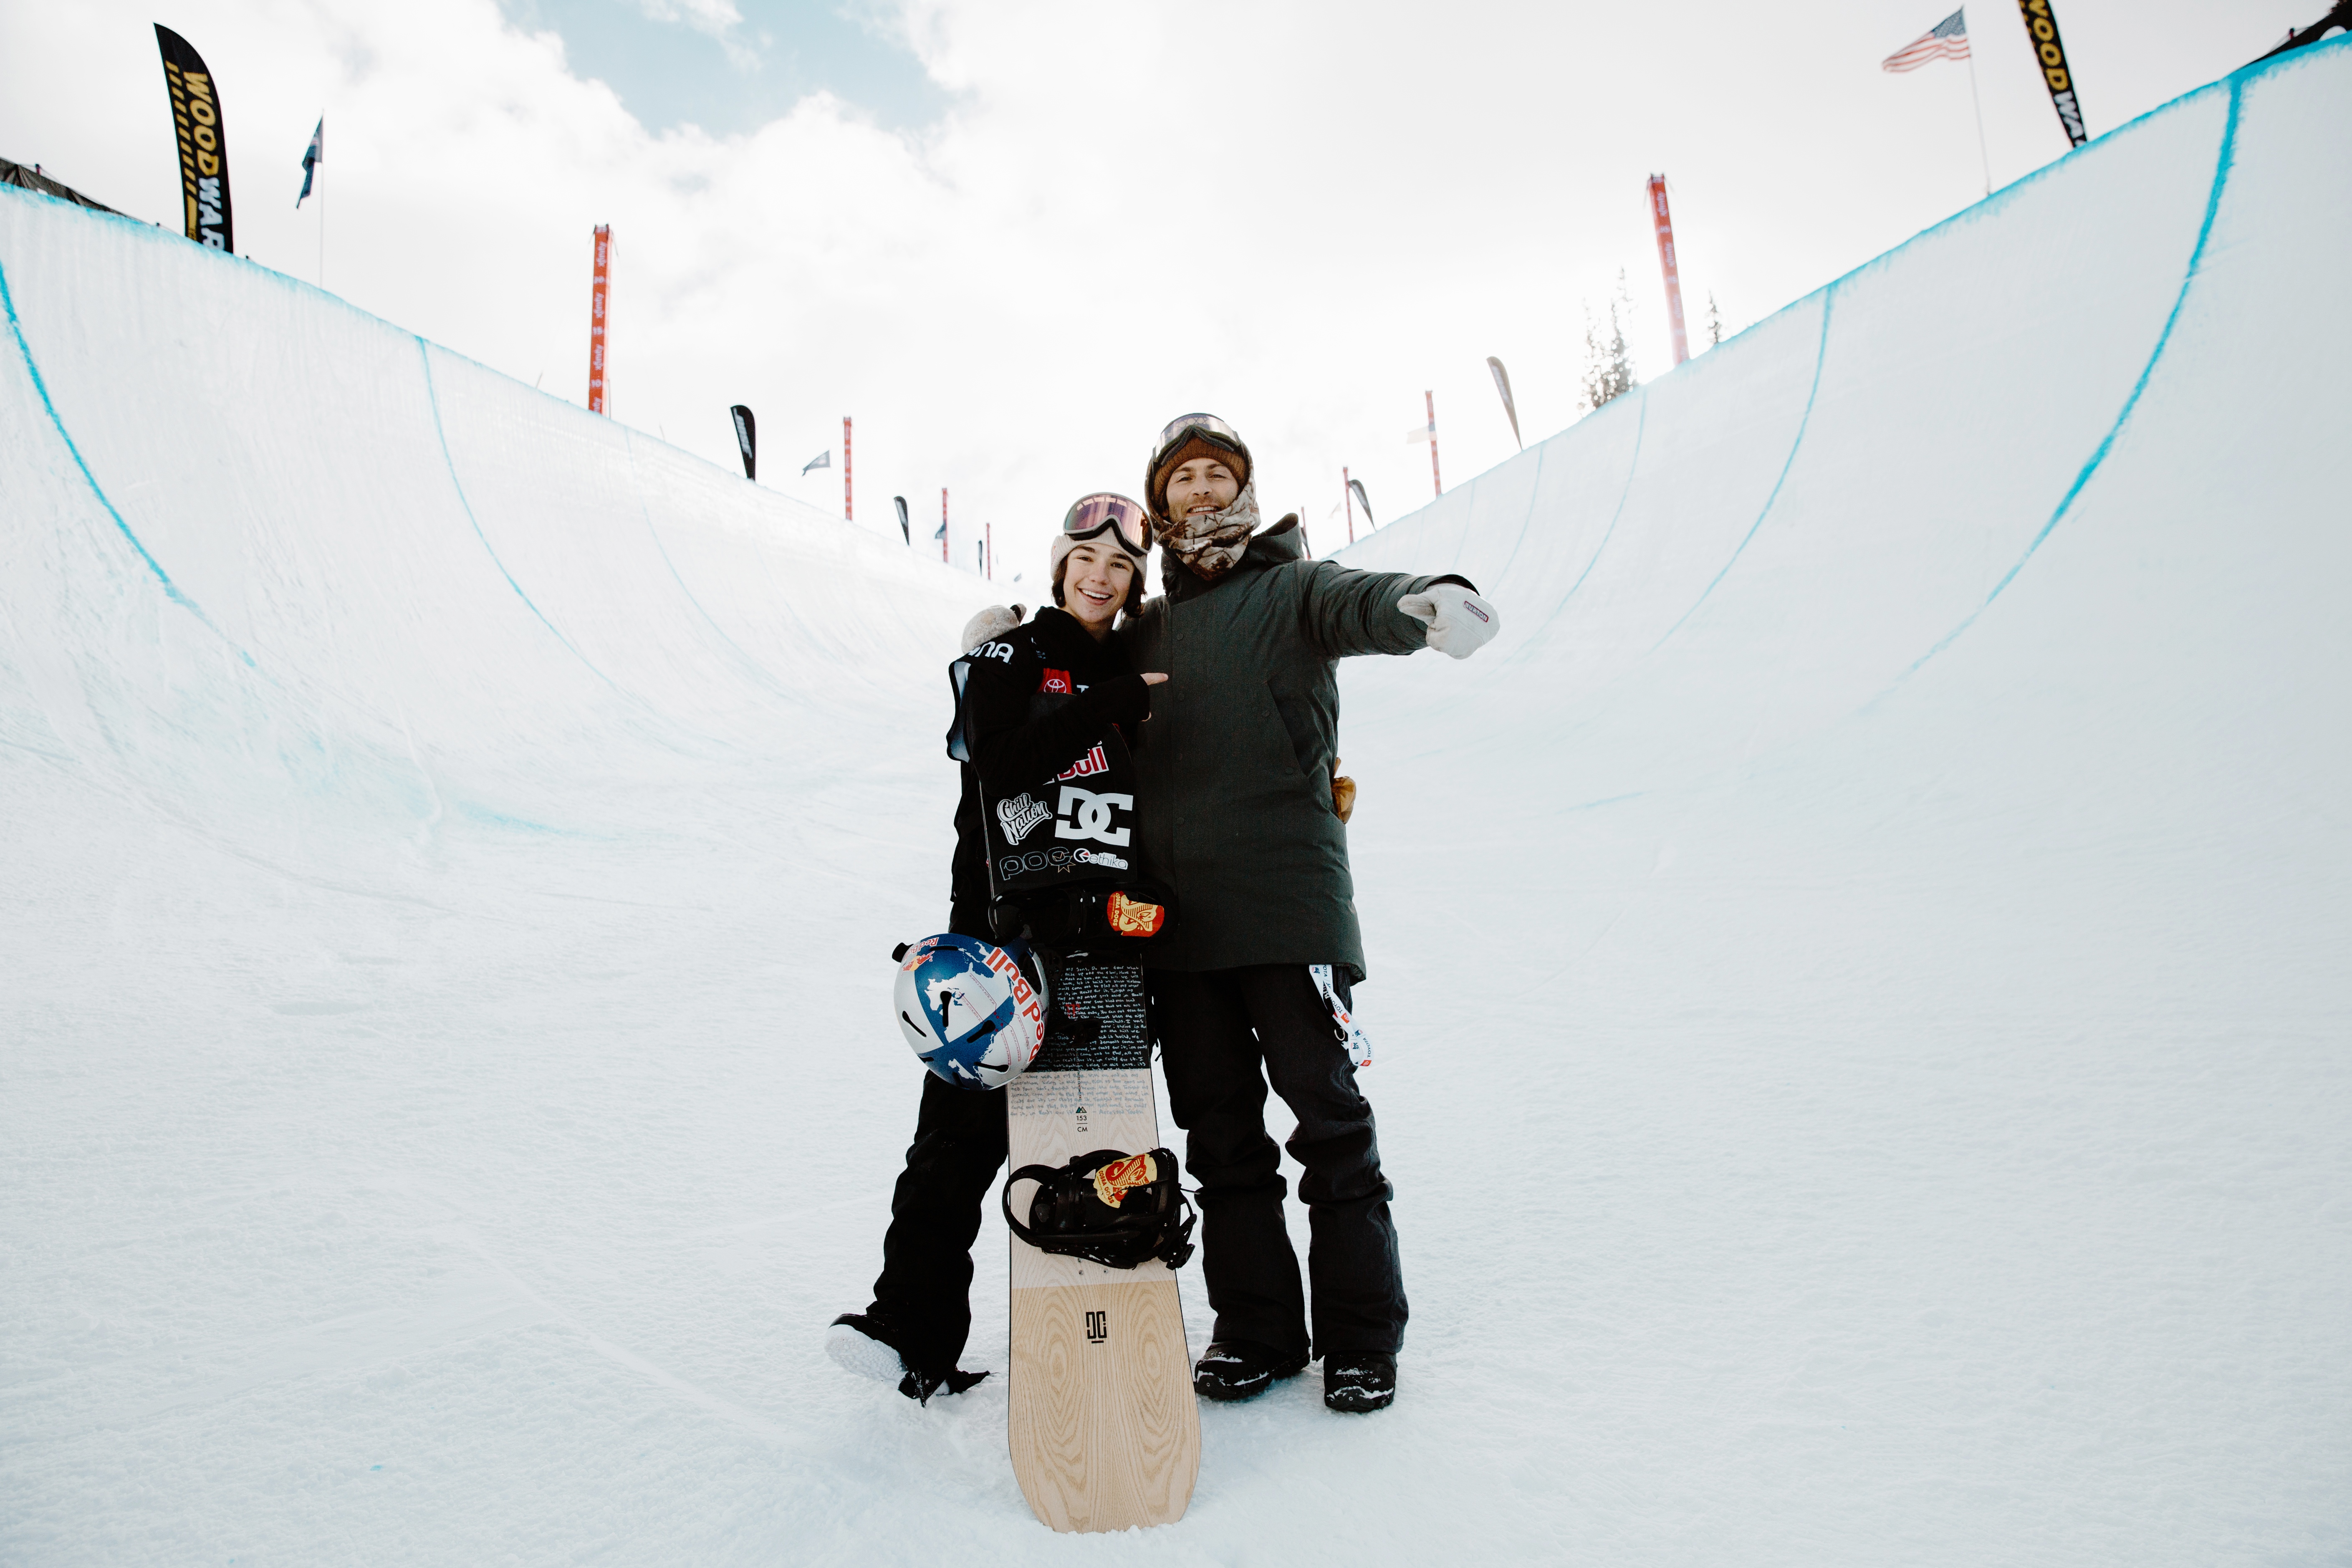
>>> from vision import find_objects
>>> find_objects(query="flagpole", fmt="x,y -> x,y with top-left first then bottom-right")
1964,20 -> 1992,197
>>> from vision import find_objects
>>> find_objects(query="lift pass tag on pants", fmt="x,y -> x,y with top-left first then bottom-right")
1309,964 -> 1372,1069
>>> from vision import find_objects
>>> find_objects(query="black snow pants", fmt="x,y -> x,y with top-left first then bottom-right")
1148,965 -> 1407,1360
867,909 -> 1006,1377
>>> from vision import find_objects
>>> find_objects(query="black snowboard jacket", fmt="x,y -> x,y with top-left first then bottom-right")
1117,518 -> 1468,983
945,607 -> 1150,933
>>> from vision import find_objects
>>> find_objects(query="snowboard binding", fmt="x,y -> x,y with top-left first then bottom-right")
1003,1148 -> 1196,1270
990,881 -> 1175,950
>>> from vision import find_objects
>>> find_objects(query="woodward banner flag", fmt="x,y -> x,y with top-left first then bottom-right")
2016,0 -> 2088,147
154,25 -> 233,252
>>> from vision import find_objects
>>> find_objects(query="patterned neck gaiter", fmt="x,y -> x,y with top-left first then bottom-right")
1153,480 -> 1261,582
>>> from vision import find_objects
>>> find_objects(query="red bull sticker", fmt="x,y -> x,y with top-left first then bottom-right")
1056,743 -> 1109,781
982,945 -> 1045,1053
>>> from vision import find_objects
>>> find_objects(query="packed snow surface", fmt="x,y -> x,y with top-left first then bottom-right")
5,42 -> 2349,1568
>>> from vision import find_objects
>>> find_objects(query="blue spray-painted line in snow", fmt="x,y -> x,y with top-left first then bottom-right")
1559,390 -> 1647,613
1651,288 -> 1835,652
1477,441 -> 1549,591
417,339 -> 620,693
0,253 -> 257,669
1497,391 -> 1647,670
1897,74 -> 2246,684
621,427 -> 796,701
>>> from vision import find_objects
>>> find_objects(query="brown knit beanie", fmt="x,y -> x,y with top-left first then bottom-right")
1150,434 -> 1252,522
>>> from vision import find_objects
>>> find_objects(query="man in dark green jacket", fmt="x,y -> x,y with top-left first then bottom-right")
1121,413 -> 1498,1414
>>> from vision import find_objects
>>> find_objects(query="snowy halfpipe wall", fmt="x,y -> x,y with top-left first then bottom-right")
4,39 -> 2347,1568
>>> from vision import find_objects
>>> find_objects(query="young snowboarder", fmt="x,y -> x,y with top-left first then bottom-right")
1120,413 -> 1499,1413
829,494 -> 1166,1402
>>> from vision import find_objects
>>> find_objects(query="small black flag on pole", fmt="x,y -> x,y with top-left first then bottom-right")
893,495 -> 910,545
730,405 -> 756,479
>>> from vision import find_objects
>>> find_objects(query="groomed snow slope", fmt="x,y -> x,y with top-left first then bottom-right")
5,40 -> 2348,1568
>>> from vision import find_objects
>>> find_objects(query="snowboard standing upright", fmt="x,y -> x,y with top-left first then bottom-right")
964,719 -> 1198,1531
1004,952 -> 1199,1531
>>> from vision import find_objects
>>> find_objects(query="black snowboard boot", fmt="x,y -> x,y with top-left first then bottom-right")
1192,1340 -> 1310,1402
826,1313 -> 989,1406
1322,1351 -> 1397,1413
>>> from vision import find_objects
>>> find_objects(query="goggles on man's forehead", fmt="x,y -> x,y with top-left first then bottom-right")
1154,412 -> 1243,452
1151,413 -> 1248,475
1062,492 -> 1150,559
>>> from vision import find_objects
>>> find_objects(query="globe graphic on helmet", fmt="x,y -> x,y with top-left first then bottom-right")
893,934 -> 1047,1091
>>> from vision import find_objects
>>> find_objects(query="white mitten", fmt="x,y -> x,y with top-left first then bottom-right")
959,604 -> 1023,653
1397,585 -> 1498,659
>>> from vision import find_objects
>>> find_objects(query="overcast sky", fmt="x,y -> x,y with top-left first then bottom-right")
1,0 -> 2310,581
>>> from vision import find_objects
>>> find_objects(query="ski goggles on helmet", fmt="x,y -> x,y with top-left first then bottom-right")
1061,492 -> 1151,561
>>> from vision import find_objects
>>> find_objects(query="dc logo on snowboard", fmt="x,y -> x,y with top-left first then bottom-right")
1055,786 -> 1132,846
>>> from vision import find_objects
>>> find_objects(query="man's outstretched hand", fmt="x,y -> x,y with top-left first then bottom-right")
1398,586 -> 1499,659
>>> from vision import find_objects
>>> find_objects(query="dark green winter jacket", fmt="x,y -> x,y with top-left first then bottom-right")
1118,517 -> 1468,983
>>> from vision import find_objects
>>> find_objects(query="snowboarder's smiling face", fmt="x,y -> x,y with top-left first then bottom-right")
1060,540 -> 1136,635
1164,457 -> 1240,523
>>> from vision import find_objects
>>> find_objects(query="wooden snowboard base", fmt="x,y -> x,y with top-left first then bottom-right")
1005,956 -> 1199,1532
1008,1280 -> 1196,1531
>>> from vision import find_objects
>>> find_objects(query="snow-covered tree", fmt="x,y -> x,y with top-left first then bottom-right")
1706,291 -> 1723,349
1579,270 -> 1638,414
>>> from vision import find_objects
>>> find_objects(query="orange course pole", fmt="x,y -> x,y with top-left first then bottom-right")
586,225 -> 611,414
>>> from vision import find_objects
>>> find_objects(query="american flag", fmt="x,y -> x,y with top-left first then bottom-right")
1882,8 -> 1971,72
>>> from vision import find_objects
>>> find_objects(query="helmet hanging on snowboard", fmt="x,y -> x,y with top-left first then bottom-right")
890,933 -> 1048,1091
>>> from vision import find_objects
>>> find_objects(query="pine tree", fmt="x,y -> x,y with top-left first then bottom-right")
1579,269 -> 1638,415
1706,291 -> 1723,349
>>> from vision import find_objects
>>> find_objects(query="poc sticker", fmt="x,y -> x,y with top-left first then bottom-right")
1055,786 -> 1132,846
